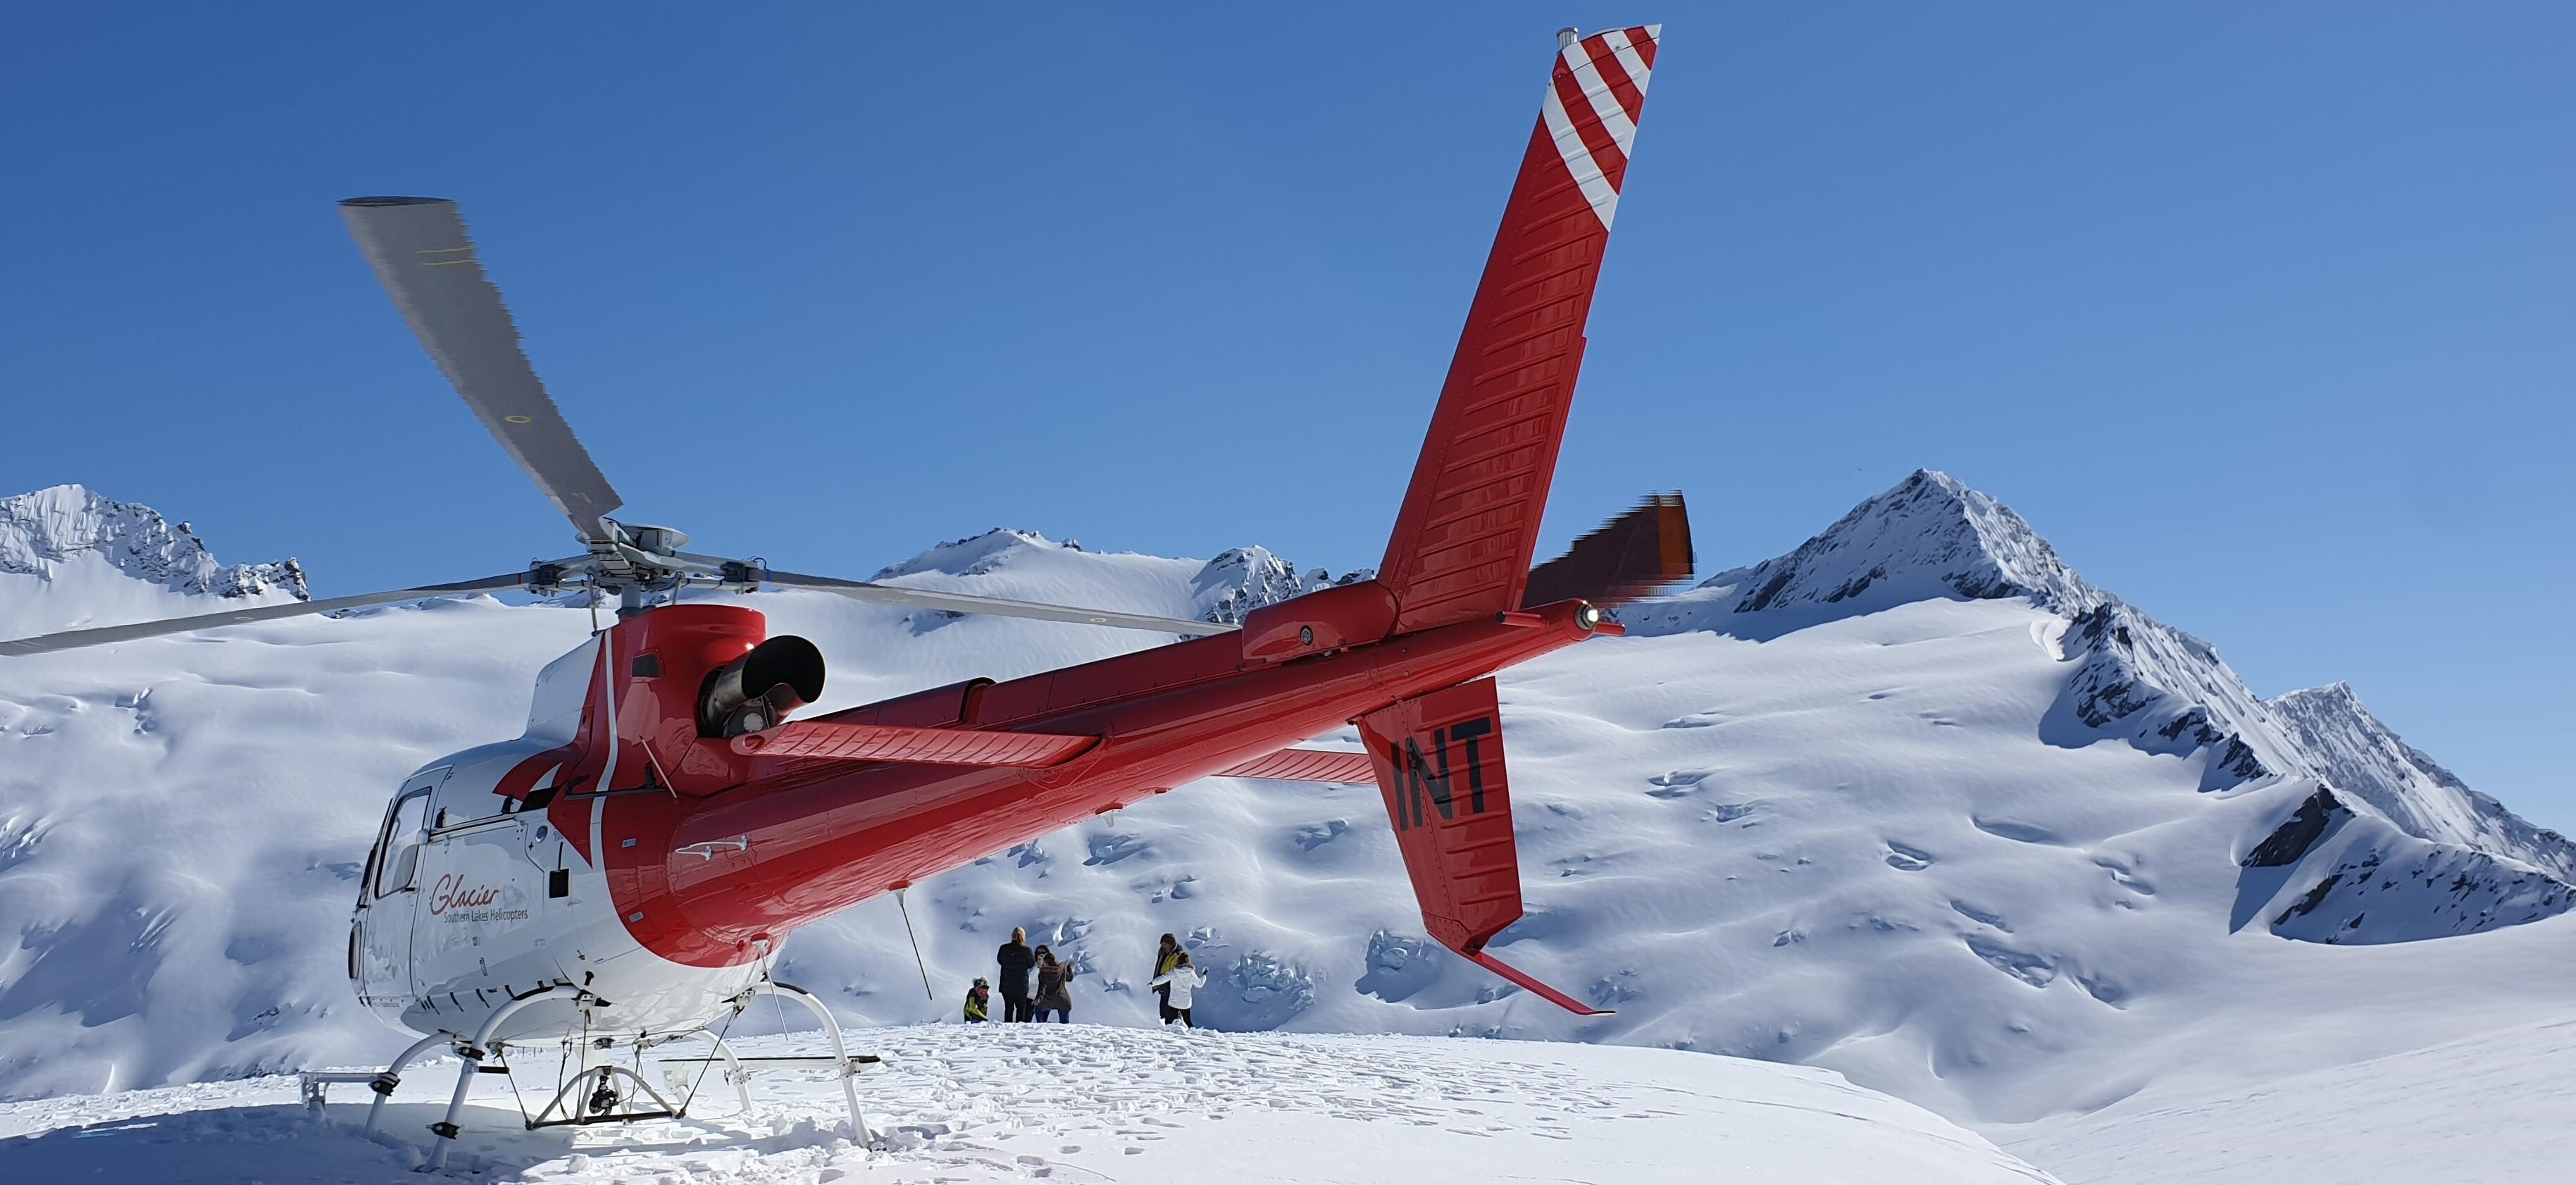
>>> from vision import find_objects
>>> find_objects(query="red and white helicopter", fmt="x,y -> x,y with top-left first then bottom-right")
5,24 -> 1680,1165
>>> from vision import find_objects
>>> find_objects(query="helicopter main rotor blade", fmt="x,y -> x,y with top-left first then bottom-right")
0,570 -> 544,657
340,197 -> 624,541
761,569 -> 1236,636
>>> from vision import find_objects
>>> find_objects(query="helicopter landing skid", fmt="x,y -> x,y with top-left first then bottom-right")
693,979 -> 885,1148
523,1062 -> 680,1129
400,981 -> 881,1172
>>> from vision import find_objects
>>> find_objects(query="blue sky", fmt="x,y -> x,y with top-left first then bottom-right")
5,5 -> 2570,827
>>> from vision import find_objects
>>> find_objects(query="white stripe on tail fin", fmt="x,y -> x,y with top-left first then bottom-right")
1376,25 -> 1664,635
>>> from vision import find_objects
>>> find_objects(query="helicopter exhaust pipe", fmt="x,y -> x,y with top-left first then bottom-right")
699,635 -> 826,738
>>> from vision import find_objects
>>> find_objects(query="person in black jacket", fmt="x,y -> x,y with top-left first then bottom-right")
995,927 -> 1037,1022
1152,933 -> 1182,1023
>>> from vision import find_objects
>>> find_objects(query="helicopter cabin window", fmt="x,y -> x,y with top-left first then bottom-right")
373,788 -> 432,898
430,779 -> 525,831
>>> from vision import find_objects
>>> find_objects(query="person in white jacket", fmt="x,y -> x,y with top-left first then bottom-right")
1149,953 -> 1210,1029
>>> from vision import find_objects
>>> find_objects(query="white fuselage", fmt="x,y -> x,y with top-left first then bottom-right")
349,636 -> 757,1044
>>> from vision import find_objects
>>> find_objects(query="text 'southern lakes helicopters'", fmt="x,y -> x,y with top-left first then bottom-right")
6,23 -> 1685,1159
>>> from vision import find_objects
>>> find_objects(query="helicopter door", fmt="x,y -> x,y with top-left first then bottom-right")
356,774 -> 441,1003
410,783 -> 546,1000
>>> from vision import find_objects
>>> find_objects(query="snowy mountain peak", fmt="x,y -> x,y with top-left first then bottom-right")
2267,682 -> 2576,881
1699,469 -> 2104,619
0,485 -> 305,601
1629,471 -> 2286,787
1192,545 -> 1305,626
867,528 -> 1084,582
864,530 -> 1329,630
1617,471 -> 2570,931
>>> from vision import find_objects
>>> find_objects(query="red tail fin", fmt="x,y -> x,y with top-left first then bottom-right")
1360,677 -> 1610,1015
1379,25 -> 1663,635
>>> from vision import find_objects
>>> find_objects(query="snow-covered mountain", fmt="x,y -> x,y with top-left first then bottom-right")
859,529 -> 1336,633
2269,681 -> 2576,881
0,485 -> 305,642
1624,469 -> 2573,943
3,474 -> 2570,1185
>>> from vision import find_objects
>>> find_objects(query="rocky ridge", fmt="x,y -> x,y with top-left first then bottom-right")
0,485 -> 305,602
2268,683 -> 2576,883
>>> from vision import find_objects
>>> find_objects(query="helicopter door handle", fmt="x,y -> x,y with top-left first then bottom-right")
675,836 -> 750,861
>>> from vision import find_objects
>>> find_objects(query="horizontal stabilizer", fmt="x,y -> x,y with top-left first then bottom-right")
1522,492 -> 1693,609
1217,747 -> 1376,783
1360,677 -> 1610,1016
734,720 -> 1096,767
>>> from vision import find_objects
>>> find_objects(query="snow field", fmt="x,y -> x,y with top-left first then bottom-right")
0,1026 -> 2062,1184
2004,1014 -> 2576,1185
9,475 -> 2576,1184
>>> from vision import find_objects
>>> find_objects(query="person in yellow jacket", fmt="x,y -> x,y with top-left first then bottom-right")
963,976 -> 991,1023
1151,933 -> 1183,1022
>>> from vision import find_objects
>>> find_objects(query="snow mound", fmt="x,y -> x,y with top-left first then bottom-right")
0,1026 -> 2061,1184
